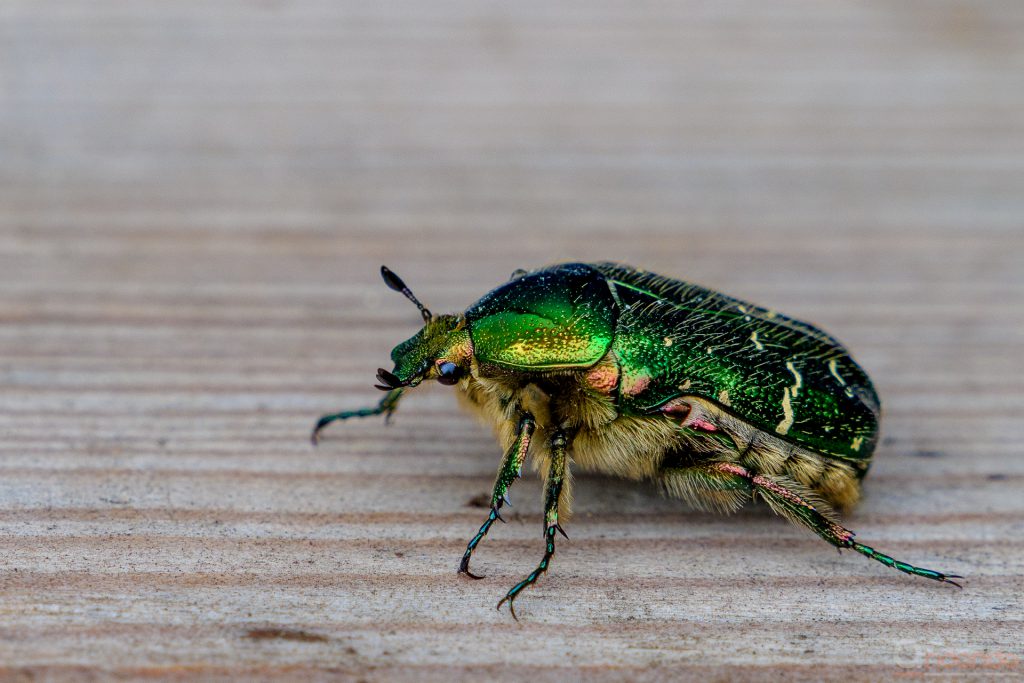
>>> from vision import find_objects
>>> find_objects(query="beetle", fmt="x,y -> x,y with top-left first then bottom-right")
312,262 -> 961,617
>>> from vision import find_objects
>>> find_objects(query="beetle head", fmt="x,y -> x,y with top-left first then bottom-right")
375,266 -> 473,391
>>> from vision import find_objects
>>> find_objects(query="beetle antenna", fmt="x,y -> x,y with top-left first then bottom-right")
380,265 -> 432,322
375,368 -> 409,391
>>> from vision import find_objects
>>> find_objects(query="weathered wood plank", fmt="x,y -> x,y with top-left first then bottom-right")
1,0 -> 1022,680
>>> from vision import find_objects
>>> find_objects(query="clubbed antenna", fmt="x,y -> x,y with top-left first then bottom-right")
381,265 -> 432,322
375,368 -> 408,391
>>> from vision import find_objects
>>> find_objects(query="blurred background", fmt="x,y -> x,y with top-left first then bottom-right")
1,1 -> 1022,679
3,2 -> 1021,259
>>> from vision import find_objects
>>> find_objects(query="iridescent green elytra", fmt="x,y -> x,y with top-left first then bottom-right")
313,263 -> 961,618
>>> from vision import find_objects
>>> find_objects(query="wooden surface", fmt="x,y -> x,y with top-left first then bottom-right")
1,1 -> 1023,681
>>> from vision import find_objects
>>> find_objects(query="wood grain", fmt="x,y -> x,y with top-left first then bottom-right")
1,1 -> 1023,681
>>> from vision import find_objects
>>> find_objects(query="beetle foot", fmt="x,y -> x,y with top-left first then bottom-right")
458,555 -> 486,580
459,505 -> 507,581
495,525 -> 558,620
940,574 -> 965,589
496,590 -> 522,622
461,571 -> 486,580
310,417 -> 333,446
851,542 -> 965,588
309,395 -> 403,445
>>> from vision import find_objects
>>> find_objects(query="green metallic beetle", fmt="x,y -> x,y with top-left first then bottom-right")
312,262 -> 961,617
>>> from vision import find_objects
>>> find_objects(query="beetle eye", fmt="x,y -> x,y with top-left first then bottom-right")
437,362 -> 462,385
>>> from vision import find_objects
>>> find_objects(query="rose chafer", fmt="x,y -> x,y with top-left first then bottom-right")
313,262 -> 961,617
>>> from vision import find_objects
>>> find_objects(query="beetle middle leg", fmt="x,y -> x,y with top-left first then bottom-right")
669,462 -> 961,587
310,388 -> 404,445
496,428 -> 570,619
458,412 -> 536,578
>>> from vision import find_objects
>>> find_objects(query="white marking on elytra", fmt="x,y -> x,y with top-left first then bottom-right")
785,361 -> 803,398
679,380 -> 692,391
775,361 -> 802,435
749,331 -> 764,351
718,390 -> 731,406
851,436 -> 864,451
776,390 -> 794,435
828,359 -> 847,386
663,337 -> 673,347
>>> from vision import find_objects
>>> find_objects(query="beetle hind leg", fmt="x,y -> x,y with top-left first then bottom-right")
849,543 -> 963,586
662,461 -> 962,587
310,388 -> 404,444
659,464 -> 751,514
715,462 -> 963,587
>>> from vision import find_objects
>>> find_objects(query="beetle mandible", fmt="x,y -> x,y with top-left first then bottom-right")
312,262 -> 961,617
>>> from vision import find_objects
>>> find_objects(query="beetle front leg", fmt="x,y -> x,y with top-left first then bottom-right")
458,412 -> 535,578
497,428 -> 570,620
311,388 -> 404,445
